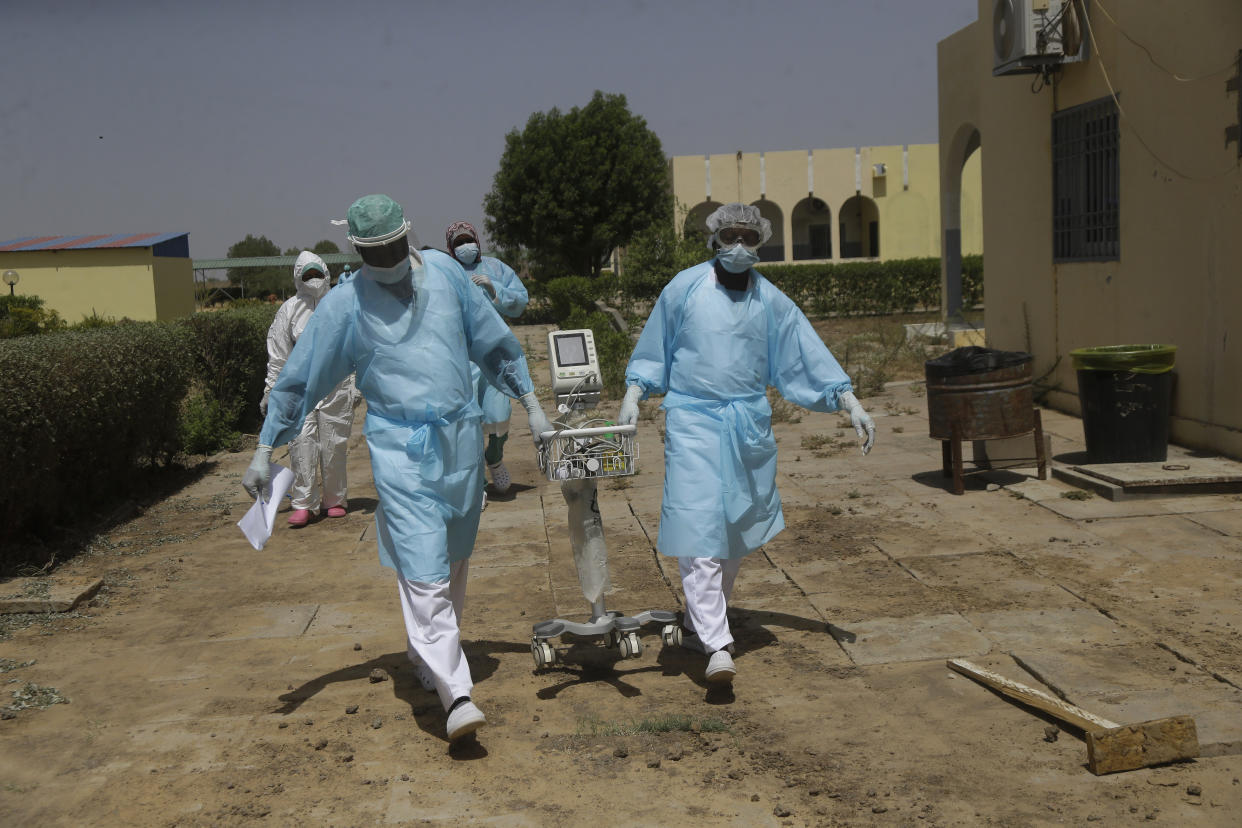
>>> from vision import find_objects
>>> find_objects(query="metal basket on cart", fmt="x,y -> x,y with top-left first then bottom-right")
537,423 -> 638,482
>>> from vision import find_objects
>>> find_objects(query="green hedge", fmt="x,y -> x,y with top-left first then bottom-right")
0,305 -> 276,559
0,323 -> 192,551
754,255 -> 983,317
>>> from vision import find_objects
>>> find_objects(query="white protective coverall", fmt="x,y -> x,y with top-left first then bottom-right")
264,251 -> 356,514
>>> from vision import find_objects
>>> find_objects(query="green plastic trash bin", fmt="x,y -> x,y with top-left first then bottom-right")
1070,345 -> 1176,463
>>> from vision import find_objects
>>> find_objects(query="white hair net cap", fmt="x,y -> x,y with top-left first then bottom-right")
705,202 -> 773,249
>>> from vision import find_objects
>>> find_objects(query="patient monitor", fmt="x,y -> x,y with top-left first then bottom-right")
548,328 -> 601,410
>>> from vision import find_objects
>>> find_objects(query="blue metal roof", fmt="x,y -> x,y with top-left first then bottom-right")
0,232 -> 189,252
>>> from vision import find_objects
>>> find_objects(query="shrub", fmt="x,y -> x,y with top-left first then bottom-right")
0,295 -> 64,339
544,276 -> 599,319
0,323 -> 193,554
178,304 -> 275,435
759,255 -> 984,316
178,387 -> 242,456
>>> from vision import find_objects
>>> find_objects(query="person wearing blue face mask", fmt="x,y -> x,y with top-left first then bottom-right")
244,195 -> 552,743
445,221 -> 529,501
616,202 -> 875,687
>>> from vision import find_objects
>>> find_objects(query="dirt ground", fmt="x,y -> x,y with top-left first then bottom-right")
2,325 -> 1241,826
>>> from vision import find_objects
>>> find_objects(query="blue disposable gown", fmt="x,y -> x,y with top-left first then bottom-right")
625,260 -> 853,559
260,249 -> 534,581
463,256 -> 529,426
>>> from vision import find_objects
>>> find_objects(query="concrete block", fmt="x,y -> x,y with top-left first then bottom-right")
0,577 -> 102,614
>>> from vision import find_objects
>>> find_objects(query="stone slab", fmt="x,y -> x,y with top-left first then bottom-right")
963,607 -> 1138,650
1075,454 -> 1242,487
0,577 -> 103,614
832,612 -> 991,666
1035,492 -> 1242,520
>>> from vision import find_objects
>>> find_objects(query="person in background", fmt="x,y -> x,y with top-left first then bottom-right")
244,195 -> 551,743
446,221 -> 528,499
261,251 -> 355,527
617,202 -> 875,686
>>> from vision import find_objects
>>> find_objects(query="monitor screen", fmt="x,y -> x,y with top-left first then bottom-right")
554,333 -> 589,367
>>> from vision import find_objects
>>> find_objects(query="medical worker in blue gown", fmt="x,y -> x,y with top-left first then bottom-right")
445,220 -> 529,500
617,202 -> 876,686
243,195 -> 552,742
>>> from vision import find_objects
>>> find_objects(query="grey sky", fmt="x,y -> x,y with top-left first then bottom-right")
0,0 -> 980,259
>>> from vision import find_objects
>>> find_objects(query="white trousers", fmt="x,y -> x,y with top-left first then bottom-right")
397,560 -> 472,711
288,387 -> 353,512
678,556 -> 744,653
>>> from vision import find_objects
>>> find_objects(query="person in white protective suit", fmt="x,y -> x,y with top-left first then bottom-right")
261,251 -> 356,528
445,221 -> 529,500
617,202 -> 876,685
243,195 -> 552,742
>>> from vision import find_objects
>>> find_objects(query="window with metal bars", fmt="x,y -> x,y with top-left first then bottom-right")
1052,95 -> 1120,261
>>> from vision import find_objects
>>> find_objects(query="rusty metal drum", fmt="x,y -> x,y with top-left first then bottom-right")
925,347 -> 1035,441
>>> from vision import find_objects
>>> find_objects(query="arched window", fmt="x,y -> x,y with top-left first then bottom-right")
684,201 -> 722,243
791,197 -> 832,260
750,199 -> 785,262
838,195 -> 880,259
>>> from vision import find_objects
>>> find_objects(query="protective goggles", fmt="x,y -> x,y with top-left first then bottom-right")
717,227 -> 762,247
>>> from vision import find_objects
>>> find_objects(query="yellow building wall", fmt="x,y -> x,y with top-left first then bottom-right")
938,0 -> 1242,457
0,248 -> 194,323
673,141 -> 976,263
153,257 -> 195,320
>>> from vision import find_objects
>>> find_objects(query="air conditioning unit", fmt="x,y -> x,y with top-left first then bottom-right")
872,163 -> 887,177
993,0 -> 1087,77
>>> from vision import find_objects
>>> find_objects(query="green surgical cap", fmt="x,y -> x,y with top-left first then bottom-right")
346,194 -> 408,244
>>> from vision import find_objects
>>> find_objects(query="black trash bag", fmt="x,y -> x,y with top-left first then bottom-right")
924,346 -> 1033,378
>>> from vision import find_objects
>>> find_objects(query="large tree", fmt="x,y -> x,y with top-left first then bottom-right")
227,234 -> 285,299
484,91 -> 670,280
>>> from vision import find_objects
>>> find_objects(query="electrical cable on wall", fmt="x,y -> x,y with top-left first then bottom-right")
1094,0 -> 1238,82
1081,7 -> 1238,181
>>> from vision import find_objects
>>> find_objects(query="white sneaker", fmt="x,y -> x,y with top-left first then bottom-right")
488,461 -> 511,494
705,650 -> 736,685
446,700 -> 486,741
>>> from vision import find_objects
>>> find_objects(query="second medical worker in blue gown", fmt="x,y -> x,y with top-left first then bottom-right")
618,202 -> 876,687
242,194 -> 552,743
445,220 -> 529,499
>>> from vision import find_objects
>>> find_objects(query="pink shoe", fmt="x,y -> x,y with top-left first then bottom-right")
288,509 -> 312,528
325,505 -> 347,518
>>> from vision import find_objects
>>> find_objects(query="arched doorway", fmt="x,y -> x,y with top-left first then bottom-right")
941,124 -> 981,321
838,195 -> 879,258
684,201 -> 722,242
750,199 -> 784,262
791,197 -> 832,260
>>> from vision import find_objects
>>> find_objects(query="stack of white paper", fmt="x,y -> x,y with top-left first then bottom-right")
237,463 -> 294,551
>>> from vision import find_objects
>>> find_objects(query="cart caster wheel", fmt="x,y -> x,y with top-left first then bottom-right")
620,632 -> 642,659
531,640 -> 555,668
660,624 -> 683,648
604,629 -> 621,649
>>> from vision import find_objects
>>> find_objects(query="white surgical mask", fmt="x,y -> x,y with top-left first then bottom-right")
454,243 -> 480,265
716,243 -> 760,274
364,256 -> 412,284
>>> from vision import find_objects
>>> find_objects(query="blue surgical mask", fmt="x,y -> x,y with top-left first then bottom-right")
454,243 -> 479,265
716,243 -> 760,274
